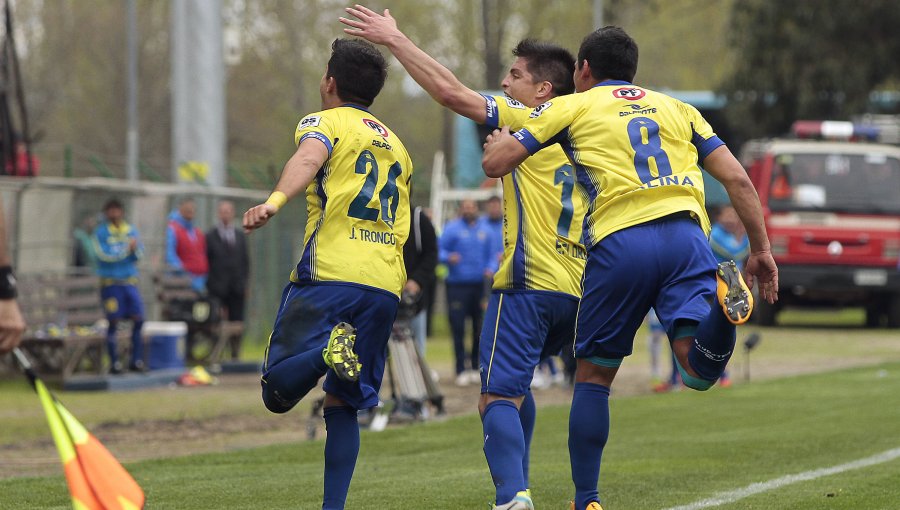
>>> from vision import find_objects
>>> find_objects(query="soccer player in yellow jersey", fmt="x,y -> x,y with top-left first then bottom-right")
341,6 -> 585,509
483,27 -> 779,510
243,39 -> 413,510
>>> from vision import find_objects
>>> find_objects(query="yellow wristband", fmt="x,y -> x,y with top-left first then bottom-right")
265,191 -> 288,211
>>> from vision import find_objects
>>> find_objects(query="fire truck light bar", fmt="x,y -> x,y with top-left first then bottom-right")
791,120 -> 879,141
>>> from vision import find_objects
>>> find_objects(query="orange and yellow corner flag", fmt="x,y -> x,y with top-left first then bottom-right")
35,378 -> 145,510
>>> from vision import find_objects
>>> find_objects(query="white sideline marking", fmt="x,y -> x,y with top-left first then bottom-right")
662,447 -> 900,510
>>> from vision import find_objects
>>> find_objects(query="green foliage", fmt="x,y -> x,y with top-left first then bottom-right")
17,0 -> 735,189
4,363 -> 900,508
721,0 -> 900,139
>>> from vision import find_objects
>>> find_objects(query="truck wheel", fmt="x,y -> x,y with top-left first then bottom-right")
888,295 -> 900,328
753,299 -> 778,326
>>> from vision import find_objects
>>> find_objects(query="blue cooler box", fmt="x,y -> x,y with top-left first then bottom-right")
144,321 -> 188,370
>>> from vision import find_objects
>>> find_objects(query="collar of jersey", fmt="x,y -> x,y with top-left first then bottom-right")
340,103 -> 371,113
592,80 -> 632,88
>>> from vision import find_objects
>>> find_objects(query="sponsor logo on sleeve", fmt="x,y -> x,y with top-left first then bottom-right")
612,87 -> 646,100
504,96 -> 526,109
298,115 -> 321,129
363,118 -> 389,138
485,96 -> 497,119
529,101 -> 552,118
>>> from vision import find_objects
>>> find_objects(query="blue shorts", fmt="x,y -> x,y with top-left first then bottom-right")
101,284 -> 144,320
575,217 -> 717,361
480,290 -> 579,397
265,282 -> 398,410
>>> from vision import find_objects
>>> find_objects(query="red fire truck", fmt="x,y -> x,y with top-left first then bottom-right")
742,121 -> 900,327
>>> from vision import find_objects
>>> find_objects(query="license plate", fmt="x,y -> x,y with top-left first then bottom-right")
853,269 -> 888,286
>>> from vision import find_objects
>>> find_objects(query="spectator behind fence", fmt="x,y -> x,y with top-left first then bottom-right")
402,204 -> 437,356
166,197 -> 208,292
5,139 -> 39,177
206,200 -> 249,359
0,194 -> 25,355
439,199 -> 491,386
73,213 -> 99,271
479,195 -> 504,275
93,199 -> 145,374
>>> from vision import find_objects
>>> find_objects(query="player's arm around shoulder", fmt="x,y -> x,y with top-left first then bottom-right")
482,125 -> 530,178
340,5 -> 487,123
702,146 -> 779,303
244,135 -> 329,233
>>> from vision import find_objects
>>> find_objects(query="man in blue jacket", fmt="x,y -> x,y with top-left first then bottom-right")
439,199 -> 491,385
93,199 -> 145,373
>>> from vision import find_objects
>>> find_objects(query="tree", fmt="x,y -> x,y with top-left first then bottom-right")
721,0 -> 900,140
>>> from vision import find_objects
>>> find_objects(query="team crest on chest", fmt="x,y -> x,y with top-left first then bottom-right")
363,118 -> 389,138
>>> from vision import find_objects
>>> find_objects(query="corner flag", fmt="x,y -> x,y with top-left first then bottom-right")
13,348 -> 145,510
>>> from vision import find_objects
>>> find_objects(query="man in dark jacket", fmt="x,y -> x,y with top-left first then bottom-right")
206,200 -> 250,358
402,205 -> 437,355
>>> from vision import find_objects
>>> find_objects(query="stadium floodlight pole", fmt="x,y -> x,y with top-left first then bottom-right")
126,0 -> 139,182
593,0 -> 604,28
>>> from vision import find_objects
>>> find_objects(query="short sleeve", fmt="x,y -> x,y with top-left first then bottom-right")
482,94 -> 532,131
681,102 -> 725,161
294,112 -> 337,156
514,97 -> 577,155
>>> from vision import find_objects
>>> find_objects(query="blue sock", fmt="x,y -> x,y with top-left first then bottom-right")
688,306 -> 736,381
261,348 -> 328,413
130,319 -> 144,365
323,405 -> 359,510
519,391 -> 536,488
105,320 -> 118,366
482,400 -> 526,504
569,382 -> 610,510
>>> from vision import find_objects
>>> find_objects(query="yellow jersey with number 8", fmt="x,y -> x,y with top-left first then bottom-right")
513,81 -> 724,247
290,104 -> 413,297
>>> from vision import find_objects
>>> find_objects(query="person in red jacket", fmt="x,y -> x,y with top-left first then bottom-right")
5,139 -> 39,177
165,197 -> 208,291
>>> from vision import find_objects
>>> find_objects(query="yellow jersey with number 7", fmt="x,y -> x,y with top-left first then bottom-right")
482,94 -> 587,298
512,81 -> 724,247
290,104 -> 413,298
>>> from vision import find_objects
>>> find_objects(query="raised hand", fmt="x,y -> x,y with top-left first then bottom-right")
339,5 -> 401,45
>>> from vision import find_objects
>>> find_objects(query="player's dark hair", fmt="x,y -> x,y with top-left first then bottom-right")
327,38 -> 388,107
512,39 -> 575,96
577,26 -> 638,82
103,198 -> 123,212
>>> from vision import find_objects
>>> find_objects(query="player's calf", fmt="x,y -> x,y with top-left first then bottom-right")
323,322 -> 362,382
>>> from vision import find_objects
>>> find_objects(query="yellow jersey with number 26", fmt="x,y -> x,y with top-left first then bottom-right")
513,81 -> 725,248
482,94 -> 588,298
290,104 -> 413,298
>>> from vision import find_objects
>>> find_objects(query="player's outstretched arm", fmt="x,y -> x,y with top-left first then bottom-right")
482,126 -> 529,178
340,4 -> 487,123
243,138 -> 328,233
703,146 -> 779,304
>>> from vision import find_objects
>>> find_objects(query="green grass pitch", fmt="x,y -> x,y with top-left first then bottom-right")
3,362 -> 900,509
